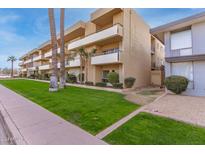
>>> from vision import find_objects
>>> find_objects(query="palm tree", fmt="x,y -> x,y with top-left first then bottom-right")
48,8 -> 58,92
7,56 -> 17,78
78,48 -> 96,83
59,8 -> 66,89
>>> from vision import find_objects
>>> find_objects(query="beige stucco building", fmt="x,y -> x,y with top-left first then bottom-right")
19,8 -> 162,88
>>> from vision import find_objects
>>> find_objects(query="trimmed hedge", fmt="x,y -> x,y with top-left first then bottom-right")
124,77 -> 136,88
85,81 -> 94,86
113,83 -> 123,89
108,72 -> 119,85
96,82 -> 107,87
164,75 -> 189,94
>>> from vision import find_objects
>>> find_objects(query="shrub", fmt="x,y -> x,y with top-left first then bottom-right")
108,72 -> 119,85
85,81 -> 94,86
28,74 -> 35,79
66,74 -> 77,83
113,83 -> 123,89
124,77 -> 136,88
164,75 -> 189,94
44,74 -> 50,80
96,82 -> 107,87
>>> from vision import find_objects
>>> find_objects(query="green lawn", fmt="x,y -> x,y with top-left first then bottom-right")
104,112 -> 205,145
0,79 -> 138,135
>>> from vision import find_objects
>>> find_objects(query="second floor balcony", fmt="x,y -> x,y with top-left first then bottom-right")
170,47 -> 192,57
33,55 -> 44,61
24,59 -> 32,64
91,48 -> 121,65
68,24 -> 123,50
39,64 -> 50,70
44,48 -> 61,58
28,66 -> 36,71
65,57 -> 81,68
19,61 -> 24,66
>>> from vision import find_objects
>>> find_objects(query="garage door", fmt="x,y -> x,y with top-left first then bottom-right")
194,61 -> 205,92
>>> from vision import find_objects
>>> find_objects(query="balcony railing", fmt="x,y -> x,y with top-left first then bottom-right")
28,66 -> 36,71
24,59 -> 32,64
39,64 -> 50,70
21,68 -> 27,72
65,58 -> 81,68
44,48 -> 61,58
33,55 -> 43,61
19,61 -> 24,66
170,47 -> 192,57
91,48 -> 121,65
68,24 -> 123,50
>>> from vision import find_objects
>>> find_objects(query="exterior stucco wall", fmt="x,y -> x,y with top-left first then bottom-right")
122,9 -> 151,88
192,21 -> 205,55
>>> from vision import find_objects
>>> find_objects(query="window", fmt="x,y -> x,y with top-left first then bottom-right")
171,30 -> 192,50
102,70 -> 109,82
171,62 -> 193,89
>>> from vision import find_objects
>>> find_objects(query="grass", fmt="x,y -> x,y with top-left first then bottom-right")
103,112 -> 205,145
0,79 -> 138,135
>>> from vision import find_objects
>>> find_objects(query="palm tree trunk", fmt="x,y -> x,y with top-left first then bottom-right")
80,56 -> 83,84
85,59 -> 88,82
59,8 -> 66,89
48,8 -> 58,91
11,61 -> 13,78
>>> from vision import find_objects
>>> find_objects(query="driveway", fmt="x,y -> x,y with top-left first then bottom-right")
144,94 -> 205,127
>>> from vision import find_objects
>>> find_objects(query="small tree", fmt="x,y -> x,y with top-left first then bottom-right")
108,72 -> 119,85
77,48 -> 96,83
7,56 -> 17,78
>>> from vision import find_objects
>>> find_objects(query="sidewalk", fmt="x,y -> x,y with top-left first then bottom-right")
0,85 -> 106,145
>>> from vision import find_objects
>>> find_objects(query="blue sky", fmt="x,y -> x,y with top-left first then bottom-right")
1,8 -> 205,69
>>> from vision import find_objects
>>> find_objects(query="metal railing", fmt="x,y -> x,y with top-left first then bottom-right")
92,48 -> 121,57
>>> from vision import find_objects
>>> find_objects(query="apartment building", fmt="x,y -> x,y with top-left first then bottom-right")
19,8 -> 152,88
151,11 -> 205,96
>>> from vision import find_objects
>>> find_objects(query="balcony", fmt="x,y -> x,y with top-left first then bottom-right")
21,68 -> 27,72
39,64 -> 50,70
24,59 -> 32,64
91,48 -> 121,65
65,58 -> 81,68
28,66 -> 36,71
68,24 -> 123,50
19,61 -> 24,66
44,48 -> 61,58
91,8 -> 122,25
170,47 -> 192,57
33,55 -> 43,61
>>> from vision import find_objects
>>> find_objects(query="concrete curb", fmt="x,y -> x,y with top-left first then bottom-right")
0,102 -> 27,145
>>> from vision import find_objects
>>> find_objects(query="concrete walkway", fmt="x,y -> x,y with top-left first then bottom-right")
144,94 -> 205,128
96,93 -> 166,139
0,85 -> 106,145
